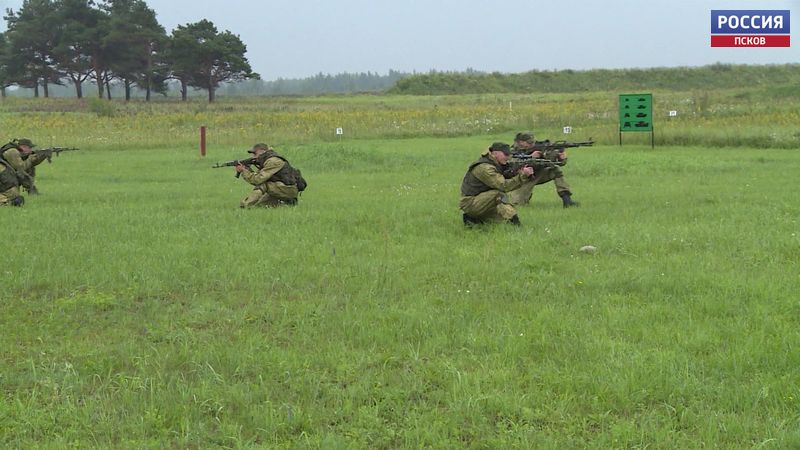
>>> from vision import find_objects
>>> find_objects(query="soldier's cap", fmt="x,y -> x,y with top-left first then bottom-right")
489,142 -> 511,155
248,143 -> 270,153
515,132 -> 534,143
16,138 -> 36,148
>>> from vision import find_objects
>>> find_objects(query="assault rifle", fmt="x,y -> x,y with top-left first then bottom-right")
503,138 -> 593,177
31,147 -> 80,163
502,155 -> 565,178
517,138 -> 594,157
212,156 -> 259,178
509,155 -> 566,167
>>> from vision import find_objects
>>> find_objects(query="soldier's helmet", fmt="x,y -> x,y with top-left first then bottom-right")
248,143 -> 270,154
489,142 -> 511,155
514,132 -> 534,143
16,138 -> 36,148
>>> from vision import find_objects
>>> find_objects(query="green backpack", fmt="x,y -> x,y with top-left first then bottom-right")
293,167 -> 307,192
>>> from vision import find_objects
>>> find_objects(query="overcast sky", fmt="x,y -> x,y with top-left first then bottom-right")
1,0 -> 797,80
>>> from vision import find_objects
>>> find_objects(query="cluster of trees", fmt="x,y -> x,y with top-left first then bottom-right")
388,64 -> 800,95
0,0 -> 257,102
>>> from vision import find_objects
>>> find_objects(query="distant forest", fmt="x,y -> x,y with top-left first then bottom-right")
388,64 -> 800,94
6,64 -> 799,99
3,70 -> 410,98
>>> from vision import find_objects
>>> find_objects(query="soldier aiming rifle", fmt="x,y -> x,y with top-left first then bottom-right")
214,143 -> 306,208
0,138 -> 79,196
506,132 -> 592,208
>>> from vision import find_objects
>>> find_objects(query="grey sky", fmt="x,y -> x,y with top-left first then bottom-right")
1,0 -> 797,80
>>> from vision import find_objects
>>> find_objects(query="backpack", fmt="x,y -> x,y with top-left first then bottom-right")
269,152 -> 307,193
0,160 -> 20,191
0,141 -> 17,159
292,167 -> 307,192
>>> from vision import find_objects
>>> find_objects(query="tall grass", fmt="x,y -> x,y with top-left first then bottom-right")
1,86 -> 799,150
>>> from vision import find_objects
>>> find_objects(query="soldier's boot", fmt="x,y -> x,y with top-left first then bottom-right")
559,191 -> 579,208
508,215 -> 521,226
26,185 -> 39,195
462,213 -> 483,226
10,196 -> 24,207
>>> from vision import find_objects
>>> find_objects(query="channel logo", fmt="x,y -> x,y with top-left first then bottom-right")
711,10 -> 790,47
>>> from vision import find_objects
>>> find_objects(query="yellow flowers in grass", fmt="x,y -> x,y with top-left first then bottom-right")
1,88 -> 798,150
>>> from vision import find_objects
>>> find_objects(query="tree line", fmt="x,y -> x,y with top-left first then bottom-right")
387,64 -> 800,95
0,0 -> 256,102
4,70 -> 411,98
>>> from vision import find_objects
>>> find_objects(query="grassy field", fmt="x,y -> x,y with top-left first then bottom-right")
1,92 -> 799,448
2,85 -> 799,149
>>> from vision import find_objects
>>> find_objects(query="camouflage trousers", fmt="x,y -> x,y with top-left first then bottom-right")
241,181 -> 299,208
459,190 -> 518,221
0,186 -> 21,206
509,167 -> 571,205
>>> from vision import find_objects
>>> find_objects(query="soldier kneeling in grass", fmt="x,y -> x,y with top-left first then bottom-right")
236,143 -> 304,208
459,142 -> 534,226
1,138 -> 46,196
508,132 -> 579,208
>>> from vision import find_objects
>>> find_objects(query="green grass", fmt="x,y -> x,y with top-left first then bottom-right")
2,136 -> 799,448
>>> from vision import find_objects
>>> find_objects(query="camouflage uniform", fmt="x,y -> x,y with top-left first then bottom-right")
1,139 -> 46,206
460,148 -> 529,223
240,150 -> 299,208
507,133 -> 577,207
0,159 -> 24,206
0,139 -> 45,195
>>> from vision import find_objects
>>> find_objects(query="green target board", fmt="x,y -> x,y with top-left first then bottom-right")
619,94 -> 653,132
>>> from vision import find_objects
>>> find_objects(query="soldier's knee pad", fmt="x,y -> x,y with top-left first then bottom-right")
11,196 -> 24,207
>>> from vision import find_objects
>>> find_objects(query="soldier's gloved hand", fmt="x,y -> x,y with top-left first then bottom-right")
521,166 -> 534,177
531,151 -> 543,158
235,163 -> 247,174
558,152 -> 567,161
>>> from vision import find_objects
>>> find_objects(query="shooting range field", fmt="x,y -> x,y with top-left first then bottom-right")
2,90 -> 799,448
